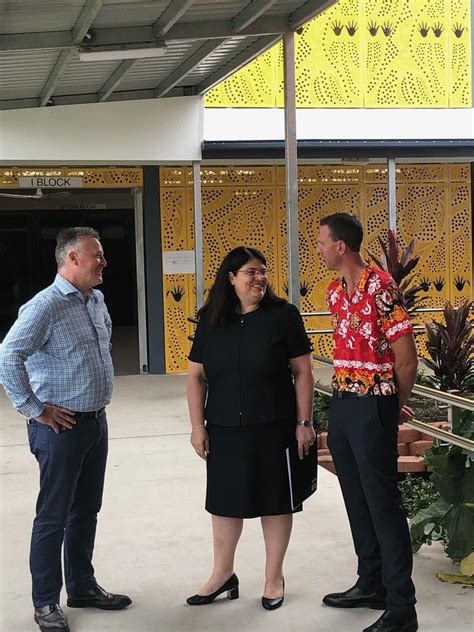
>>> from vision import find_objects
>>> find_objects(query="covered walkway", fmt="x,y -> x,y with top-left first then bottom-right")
0,375 -> 472,631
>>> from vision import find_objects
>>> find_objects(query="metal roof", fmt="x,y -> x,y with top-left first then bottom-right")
0,0 -> 336,110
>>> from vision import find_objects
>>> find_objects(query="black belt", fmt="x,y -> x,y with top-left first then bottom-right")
332,390 -> 372,399
73,407 -> 106,421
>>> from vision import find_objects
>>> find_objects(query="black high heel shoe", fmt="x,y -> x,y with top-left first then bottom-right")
186,574 -> 239,606
262,579 -> 285,611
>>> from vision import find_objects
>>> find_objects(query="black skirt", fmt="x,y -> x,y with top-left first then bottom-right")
205,422 -> 302,519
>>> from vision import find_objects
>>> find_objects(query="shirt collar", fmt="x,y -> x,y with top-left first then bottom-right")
54,274 -> 97,302
338,263 -> 376,293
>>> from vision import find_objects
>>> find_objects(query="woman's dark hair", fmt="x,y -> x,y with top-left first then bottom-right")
320,212 -> 363,253
198,246 -> 285,325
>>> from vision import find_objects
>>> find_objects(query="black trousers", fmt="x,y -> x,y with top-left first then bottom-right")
328,395 -> 416,614
27,413 -> 108,607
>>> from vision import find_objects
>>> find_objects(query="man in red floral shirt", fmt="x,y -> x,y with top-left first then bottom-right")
317,213 -> 418,632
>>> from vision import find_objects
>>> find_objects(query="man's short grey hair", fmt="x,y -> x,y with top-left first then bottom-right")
55,226 -> 100,267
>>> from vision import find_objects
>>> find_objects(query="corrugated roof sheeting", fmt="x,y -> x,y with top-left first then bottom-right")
94,1 -> 167,28
54,57 -> 120,95
119,42 -> 198,90
0,1 -> 84,33
0,49 -> 59,99
177,1 -> 249,23
185,36 -> 261,82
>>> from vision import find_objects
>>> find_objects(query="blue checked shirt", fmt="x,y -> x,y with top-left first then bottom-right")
0,274 -> 114,418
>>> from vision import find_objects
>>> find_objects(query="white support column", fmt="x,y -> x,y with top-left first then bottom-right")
283,30 -> 300,308
133,187 -> 148,373
387,157 -> 397,232
193,160 -> 204,311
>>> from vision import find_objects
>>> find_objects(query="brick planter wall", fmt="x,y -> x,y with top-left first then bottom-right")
317,421 -> 449,475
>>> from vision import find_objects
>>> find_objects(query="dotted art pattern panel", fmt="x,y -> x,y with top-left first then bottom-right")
449,183 -> 472,306
205,47 -> 276,107
160,164 -> 472,372
205,0 -> 471,108
160,187 -> 195,373
0,167 -> 143,188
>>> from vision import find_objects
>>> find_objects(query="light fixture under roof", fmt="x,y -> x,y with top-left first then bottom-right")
79,42 -> 167,62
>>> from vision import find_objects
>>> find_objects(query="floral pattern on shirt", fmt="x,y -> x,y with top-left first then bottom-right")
327,264 -> 413,395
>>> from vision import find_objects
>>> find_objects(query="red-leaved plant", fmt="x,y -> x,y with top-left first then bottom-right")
424,300 -> 473,393
367,229 -> 426,313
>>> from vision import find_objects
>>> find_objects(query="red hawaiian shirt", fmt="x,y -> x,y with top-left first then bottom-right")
327,264 -> 413,396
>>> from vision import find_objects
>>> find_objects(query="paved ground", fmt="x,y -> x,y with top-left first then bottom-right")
1,375 -> 472,631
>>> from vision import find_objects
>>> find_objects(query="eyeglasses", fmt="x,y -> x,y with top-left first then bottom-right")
236,267 -> 268,278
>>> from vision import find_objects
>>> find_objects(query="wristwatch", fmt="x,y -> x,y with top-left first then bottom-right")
296,420 -> 313,427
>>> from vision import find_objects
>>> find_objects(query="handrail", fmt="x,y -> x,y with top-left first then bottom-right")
312,353 -> 474,411
307,325 -> 427,334
302,307 -> 448,317
313,382 -> 474,452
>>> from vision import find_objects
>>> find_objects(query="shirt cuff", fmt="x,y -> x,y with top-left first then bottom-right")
17,396 -> 45,419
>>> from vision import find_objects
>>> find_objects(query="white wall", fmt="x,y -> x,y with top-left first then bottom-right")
0,97 -> 203,164
204,108 -> 474,141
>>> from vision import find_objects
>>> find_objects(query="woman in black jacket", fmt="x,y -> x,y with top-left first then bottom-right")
186,246 -> 315,610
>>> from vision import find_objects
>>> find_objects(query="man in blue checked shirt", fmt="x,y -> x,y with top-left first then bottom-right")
0,227 -> 131,632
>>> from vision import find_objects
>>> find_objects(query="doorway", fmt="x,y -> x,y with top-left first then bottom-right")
0,205 -> 140,375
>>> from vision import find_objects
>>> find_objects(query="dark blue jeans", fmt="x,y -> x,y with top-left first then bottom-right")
27,413 -> 108,607
328,395 -> 416,615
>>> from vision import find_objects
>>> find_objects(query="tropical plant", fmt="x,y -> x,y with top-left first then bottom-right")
424,300 -> 474,393
367,229 -> 426,312
410,410 -> 474,563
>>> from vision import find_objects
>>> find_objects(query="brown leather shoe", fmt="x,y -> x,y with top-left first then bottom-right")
67,584 -> 132,610
34,605 -> 69,631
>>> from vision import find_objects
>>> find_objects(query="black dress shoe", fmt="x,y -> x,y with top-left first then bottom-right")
67,584 -> 132,610
262,579 -> 285,611
323,585 -> 386,610
186,573 -> 239,605
34,605 -> 69,631
363,609 -> 418,632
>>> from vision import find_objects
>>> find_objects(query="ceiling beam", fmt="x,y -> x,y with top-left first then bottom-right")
98,59 -> 137,101
0,87 -> 196,111
153,0 -> 195,38
37,0 -> 104,107
154,39 -> 225,97
73,0 -> 105,43
197,34 -> 280,94
0,16 -> 288,51
39,49 -> 74,106
0,97 -> 41,110
232,0 -> 278,33
289,0 -> 338,29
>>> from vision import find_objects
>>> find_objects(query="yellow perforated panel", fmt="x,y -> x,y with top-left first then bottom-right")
205,0 -> 472,108
161,164 -> 472,373
0,167 -> 143,188
449,183 -> 472,306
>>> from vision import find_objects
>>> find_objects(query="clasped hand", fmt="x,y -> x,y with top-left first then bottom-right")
399,405 -> 415,425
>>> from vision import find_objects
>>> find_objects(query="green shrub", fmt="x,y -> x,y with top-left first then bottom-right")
313,389 -> 331,432
399,474 -> 440,519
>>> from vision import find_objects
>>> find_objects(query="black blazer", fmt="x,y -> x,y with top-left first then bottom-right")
189,302 -> 312,426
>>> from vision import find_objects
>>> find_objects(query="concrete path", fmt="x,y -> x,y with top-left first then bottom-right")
1,375 -> 472,631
